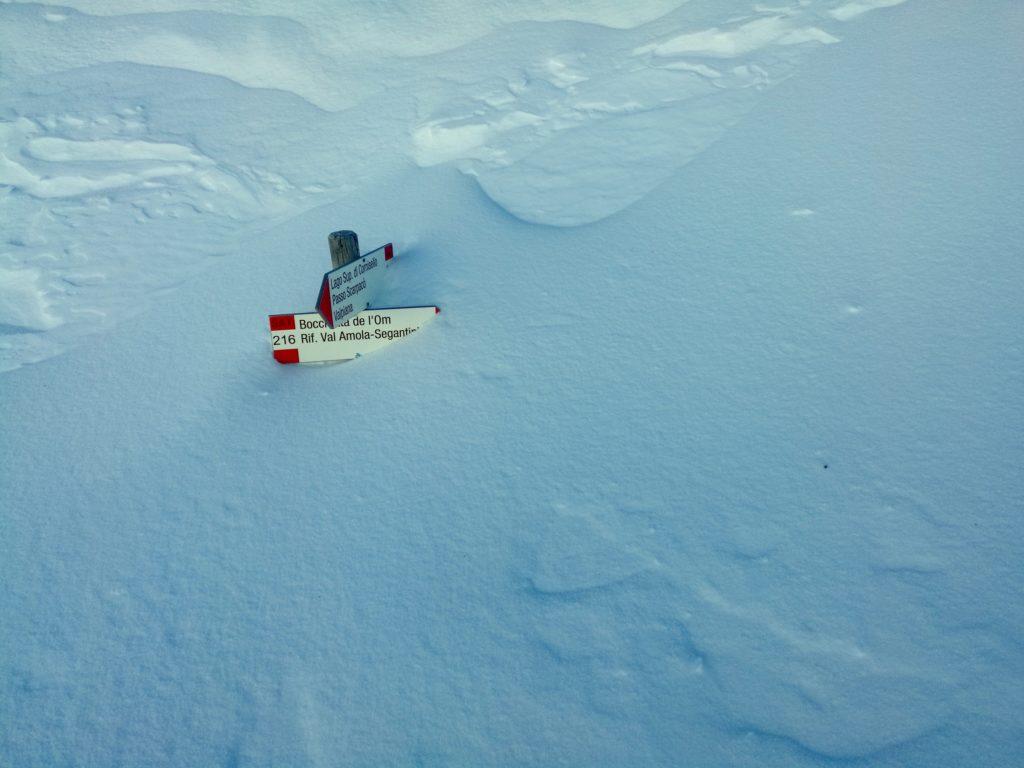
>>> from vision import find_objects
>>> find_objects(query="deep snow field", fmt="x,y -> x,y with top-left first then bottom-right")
1,1 -> 1022,766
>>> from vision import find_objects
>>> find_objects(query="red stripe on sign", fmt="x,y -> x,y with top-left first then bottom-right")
274,348 -> 300,364
435,306 -> 440,314
384,243 -> 394,261
269,314 -> 296,331
317,276 -> 333,327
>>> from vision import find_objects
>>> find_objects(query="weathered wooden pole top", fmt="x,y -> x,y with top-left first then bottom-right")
328,230 -> 360,269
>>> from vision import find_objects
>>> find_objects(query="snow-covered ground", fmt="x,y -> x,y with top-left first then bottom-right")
1,1 -> 1022,765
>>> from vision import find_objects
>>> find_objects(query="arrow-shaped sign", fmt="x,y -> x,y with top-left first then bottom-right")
316,243 -> 394,328
270,305 -> 438,364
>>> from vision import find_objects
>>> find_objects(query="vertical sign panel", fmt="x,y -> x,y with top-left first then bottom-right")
315,243 -> 394,328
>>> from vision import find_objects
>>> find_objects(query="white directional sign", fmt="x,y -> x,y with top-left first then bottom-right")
269,305 -> 438,364
315,243 -> 393,328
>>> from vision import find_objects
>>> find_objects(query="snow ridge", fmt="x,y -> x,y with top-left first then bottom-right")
411,0 -> 906,226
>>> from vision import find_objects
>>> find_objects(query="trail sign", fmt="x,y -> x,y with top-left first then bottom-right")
315,243 -> 393,328
269,306 -> 438,364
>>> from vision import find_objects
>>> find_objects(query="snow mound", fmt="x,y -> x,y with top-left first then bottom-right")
0,266 -> 60,331
410,0 -> 905,225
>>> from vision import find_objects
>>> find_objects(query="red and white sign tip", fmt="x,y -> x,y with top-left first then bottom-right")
315,279 -> 332,327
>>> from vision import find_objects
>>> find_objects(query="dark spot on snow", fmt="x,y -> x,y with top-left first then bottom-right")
823,464 -> 829,469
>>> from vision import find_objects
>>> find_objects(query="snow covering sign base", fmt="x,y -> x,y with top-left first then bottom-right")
269,306 -> 438,364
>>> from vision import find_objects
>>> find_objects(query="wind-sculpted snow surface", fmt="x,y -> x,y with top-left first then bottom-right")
4,1 -> 1024,767
409,0 -> 904,226
0,0 -> 908,371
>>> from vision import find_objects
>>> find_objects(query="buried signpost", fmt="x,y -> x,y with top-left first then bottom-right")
268,231 -> 438,365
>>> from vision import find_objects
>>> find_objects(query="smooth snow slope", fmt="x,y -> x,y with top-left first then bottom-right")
2,1 -> 1023,766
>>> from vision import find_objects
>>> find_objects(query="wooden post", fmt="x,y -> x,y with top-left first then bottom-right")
328,230 -> 360,269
